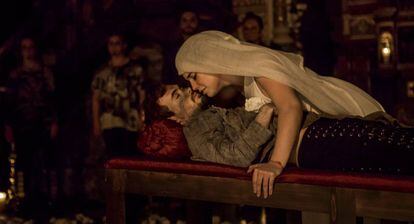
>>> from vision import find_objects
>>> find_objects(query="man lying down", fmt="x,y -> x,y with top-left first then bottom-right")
142,84 -> 414,197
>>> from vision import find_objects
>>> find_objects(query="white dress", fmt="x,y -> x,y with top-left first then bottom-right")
244,77 -> 321,114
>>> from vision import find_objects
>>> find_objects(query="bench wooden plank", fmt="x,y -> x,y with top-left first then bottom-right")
105,168 -> 414,224
122,169 -> 332,212
355,189 -> 414,221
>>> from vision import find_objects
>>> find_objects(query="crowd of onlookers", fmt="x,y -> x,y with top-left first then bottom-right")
0,4 -> 272,221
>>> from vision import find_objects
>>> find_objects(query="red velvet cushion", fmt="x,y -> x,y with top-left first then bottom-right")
106,157 -> 247,179
277,169 -> 414,194
137,119 -> 192,160
106,157 -> 414,193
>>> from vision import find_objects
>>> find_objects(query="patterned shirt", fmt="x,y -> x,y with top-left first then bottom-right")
7,67 -> 55,130
91,61 -> 144,131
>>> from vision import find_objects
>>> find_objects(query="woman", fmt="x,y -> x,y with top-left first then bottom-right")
6,37 -> 58,215
175,31 -> 387,198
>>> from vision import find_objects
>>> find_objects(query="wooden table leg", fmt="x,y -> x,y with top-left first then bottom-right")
332,188 -> 356,224
106,169 -> 126,224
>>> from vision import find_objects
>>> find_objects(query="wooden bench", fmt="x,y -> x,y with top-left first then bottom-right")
105,157 -> 414,224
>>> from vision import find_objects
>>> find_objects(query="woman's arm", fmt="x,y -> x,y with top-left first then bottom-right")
248,76 -> 303,199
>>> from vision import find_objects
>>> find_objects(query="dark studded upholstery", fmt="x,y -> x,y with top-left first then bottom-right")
299,117 -> 414,175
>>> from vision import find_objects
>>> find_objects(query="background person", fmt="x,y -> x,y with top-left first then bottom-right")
91,33 -> 145,158
241,12 -> 265,46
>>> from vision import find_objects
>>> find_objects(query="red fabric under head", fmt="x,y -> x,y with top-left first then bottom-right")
138,119 -> 191,160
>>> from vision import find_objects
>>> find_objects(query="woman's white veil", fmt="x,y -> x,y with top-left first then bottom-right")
175,30 -> 384,117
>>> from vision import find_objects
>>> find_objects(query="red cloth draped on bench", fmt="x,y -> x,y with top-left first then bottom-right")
105,157 -> 414,193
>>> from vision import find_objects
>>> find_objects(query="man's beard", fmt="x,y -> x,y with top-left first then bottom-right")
185,94 -> 209,121
199,95 -> 209,111
110,52 -> 125,57
182,27 -> 196,36
190,91 -> 209,111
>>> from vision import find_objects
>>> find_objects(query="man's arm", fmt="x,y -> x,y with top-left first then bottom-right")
92,90 -> 101,137
91,70 -> 104,137
137,74 -> 146,131
184,109 -> 274,167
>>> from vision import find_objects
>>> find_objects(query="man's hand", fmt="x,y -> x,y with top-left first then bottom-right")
93,121 -> 101,137
50,122 -> 58,139
255,104 -> 274,128
247,161 -> 283,199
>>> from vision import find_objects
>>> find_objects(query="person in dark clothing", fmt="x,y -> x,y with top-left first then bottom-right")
0,86 -> 10,194
5,37 -> 58,219
162,9 -> 199,84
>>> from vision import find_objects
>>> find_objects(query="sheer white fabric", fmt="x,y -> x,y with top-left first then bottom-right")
176,31 -> 384,117
244,77 -> 320,114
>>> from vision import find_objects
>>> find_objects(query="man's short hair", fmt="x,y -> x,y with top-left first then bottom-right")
144,84 -> 175,125
106,31 -> 127,44
176,7 -> 199,23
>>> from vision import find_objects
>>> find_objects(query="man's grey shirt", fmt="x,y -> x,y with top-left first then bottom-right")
183,107 -> 275,167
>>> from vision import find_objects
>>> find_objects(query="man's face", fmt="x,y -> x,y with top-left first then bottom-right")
242,19 -> 262,44
107,35 -> 126,56
21,38 -> 36,60
157,85 -> 203,122
180,11 -> 198,36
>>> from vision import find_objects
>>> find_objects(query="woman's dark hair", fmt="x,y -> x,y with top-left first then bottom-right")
242,12 -> 264,31
144,83 -> 175,125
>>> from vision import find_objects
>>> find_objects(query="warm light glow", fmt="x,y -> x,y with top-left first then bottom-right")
379,31 -> 393,64
0,192 -> 6,201
382,47 -> 391,56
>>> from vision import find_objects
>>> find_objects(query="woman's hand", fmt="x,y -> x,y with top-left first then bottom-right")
247,161 -> 283,199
